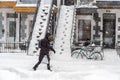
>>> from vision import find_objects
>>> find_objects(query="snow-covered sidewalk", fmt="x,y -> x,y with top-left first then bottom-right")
0,49 -> 120,80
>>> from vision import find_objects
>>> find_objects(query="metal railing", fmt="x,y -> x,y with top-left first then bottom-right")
53,4 -> 61,43
0,42 -> 28,53
46,0 -> 54,33
44,0 -> 57,39
70,5 -> 76,51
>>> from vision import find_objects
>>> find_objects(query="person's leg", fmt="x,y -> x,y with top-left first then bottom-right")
46,54 -> 51,70
33,54 -> 44,70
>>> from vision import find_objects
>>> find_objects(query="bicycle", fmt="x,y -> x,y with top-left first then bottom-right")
71,45 -> 104,60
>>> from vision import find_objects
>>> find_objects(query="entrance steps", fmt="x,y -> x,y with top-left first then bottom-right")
28,0 -> 53,55
53,5 -> 74,59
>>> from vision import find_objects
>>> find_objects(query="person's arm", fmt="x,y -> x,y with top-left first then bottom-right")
48,45 -> 55,53
46,42 -> 55,53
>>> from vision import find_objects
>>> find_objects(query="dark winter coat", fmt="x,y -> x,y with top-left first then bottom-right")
39,33 -> 55,55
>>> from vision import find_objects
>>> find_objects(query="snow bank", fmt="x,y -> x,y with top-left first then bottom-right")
84,69 -> 119,80
0,49 -> 120,80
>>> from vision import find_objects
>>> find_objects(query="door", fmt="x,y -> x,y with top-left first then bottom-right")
103,14 -> 116,48
6,18 -> 16,43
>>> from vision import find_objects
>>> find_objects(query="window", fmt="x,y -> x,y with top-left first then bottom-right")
79,0 -> 94,4
9,21 -> 16,37
65,0 -> 74,5
118,18 -> 120,22
118,26 -> 120,31
7,13 -> 18,18
118,35 -> 120,39
78,20 -> 91,41
20,14 -> 27,40
20,0 -> 37,4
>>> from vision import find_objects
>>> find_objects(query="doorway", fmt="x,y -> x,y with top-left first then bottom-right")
103,13 -> 116,48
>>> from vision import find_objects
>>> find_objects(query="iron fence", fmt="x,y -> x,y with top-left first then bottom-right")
0,42 -> 28,53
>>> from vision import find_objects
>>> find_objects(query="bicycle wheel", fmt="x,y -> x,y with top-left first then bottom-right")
71,50 -> 83,59
90,52 -> 103,60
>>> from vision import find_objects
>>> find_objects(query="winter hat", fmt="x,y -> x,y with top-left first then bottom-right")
45,33 -> 52,39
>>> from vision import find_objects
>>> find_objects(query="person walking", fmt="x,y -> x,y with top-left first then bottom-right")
33,33 -> 55,71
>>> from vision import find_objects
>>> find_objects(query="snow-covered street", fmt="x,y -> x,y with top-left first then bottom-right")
0,49 -> 120,80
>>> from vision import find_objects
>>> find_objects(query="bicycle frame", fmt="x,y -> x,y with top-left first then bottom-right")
80,46 -> 95,59
72,45 -> 103,60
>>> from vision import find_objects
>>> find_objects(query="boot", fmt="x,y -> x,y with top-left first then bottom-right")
33,66 -> 37,71
47,64 -> 52,71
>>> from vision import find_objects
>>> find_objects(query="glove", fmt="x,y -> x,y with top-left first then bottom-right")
53,50 -> 56,54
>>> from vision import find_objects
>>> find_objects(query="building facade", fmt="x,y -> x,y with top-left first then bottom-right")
0,0 -> 37,44
0,0 -> 120,49
72,0 -> 120,48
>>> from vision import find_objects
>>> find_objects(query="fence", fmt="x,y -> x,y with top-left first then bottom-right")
0,42 -> 28,53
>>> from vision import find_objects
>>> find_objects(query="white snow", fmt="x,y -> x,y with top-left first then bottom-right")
0,8 -> 119,80
0,49 -> 120,80
1,0 -> 119,80
54,5 -> 74,60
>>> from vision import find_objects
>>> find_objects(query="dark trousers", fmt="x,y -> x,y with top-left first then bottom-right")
33,53 -> 50,70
